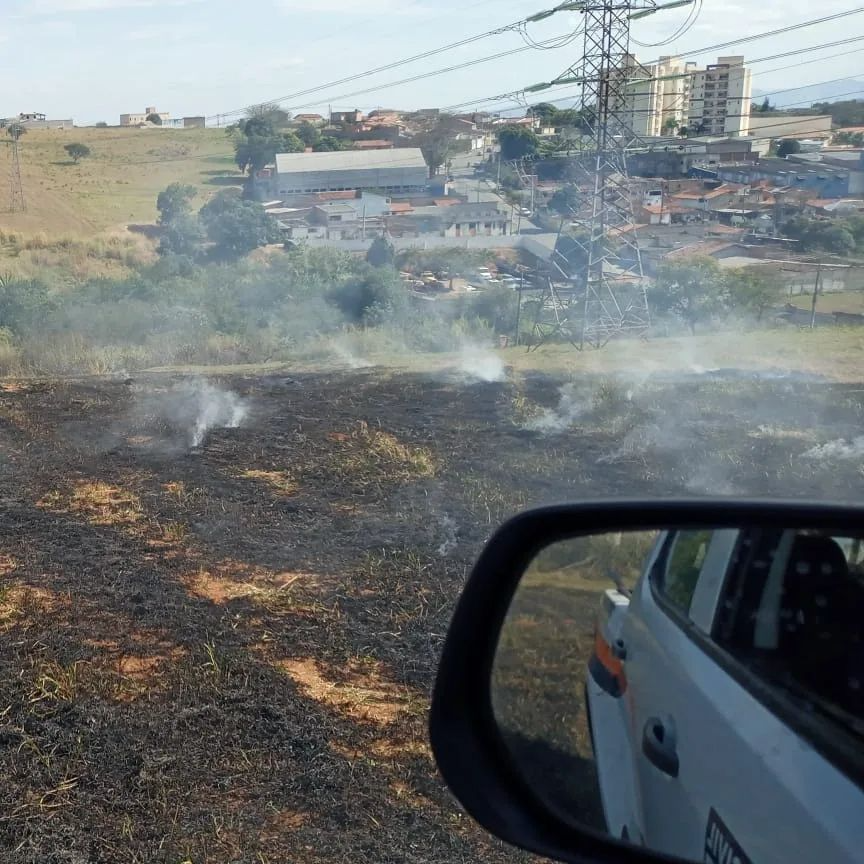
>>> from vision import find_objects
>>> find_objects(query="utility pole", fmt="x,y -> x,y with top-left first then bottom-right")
8,124 -> 25,214
529,0 -> 692,349
810,261 -> 822,329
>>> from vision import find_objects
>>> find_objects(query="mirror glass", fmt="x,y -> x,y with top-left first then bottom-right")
491,526 -> 864,863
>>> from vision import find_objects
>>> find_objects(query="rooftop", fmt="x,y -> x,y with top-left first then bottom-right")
275,148 -> 426,174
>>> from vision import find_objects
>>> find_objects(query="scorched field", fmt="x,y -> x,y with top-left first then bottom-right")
0,362 -> 863,863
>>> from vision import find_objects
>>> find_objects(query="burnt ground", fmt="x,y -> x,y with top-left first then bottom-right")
0,366 -> 862,863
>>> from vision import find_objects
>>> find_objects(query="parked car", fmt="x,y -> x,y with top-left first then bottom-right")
587,525 -> 864,862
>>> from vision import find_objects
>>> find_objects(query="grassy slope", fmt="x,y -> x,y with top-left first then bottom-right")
0,127 -> 240,236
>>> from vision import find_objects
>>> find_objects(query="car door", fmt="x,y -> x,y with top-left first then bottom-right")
622,528 -> 864,864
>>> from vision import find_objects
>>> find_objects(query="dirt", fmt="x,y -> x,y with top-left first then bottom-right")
0,367 -> 863,863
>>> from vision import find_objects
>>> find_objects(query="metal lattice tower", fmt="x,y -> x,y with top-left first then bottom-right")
532,1 -> 663,349
8,126 -> 25,214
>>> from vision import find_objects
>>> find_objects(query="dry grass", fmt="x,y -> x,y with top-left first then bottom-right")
0,369 -> 861,862
37,480 -> 143,527
0,127 -> 238,237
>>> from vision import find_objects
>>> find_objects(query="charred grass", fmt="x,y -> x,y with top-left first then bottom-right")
0,368 -> 862,861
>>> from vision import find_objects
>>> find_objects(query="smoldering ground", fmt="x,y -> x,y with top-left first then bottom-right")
1,364 -> 863,864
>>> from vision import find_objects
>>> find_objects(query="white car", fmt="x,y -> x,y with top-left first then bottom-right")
587,527 -> 864,863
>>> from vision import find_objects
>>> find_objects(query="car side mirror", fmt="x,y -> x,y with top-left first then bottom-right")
429,499 -> 864,864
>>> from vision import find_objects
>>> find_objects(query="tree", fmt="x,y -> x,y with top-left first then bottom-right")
199,192 -> 278,258
497,126 -> 539,161
777,139 -> 802,158
649,257 -> 727,334
157,183 -> 197,225
549,184 -> 580,216
417,125 -> 454,176
6,123 -> 25,141
820,224 -> 856,255
234,128 -> 304,174
295,121 -> 321,149
726,268 -> 783,320
158,213 -> 204,258
95,121 -> 108,128
146,113 -> 163,126
314,136 -> 352,152
366,237 -> 395,268
64,142 -> 91,163
753,97 -> 773,113
245,102 -> 291,130
661,116 -> 679,133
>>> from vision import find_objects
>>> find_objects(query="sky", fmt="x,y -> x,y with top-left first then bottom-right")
3,0 -> 864,125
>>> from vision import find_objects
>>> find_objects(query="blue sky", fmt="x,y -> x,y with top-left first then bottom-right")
4,0 -> 864,125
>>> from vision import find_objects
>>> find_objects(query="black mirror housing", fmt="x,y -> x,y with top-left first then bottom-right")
429,499 -> 864,864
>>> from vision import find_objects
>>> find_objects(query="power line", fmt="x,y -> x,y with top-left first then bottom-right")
208,2 -> 579,124
444,30 -> 864,114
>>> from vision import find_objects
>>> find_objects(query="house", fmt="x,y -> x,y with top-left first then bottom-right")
267,148 -> 429,199
389,201 -> 511,238
183,116 -> 206,129
294,113 -> 325,126
121,106 -> 170,126
330,109 -> 364,125
15,112 -> 73,130
716,156 -> 864,197
668,183 -> 740,212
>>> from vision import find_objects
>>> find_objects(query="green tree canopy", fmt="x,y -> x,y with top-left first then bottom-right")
366,237 -> 395,268
146,113 -> 162,126
497,126 -> 539,161
199,192 -> 278,258
314,136 -> 352,152
649,256 -> 727,334
156,183 -> 197,225
295,122 -> 320,148
417,125 -> 454,176
64,142 -> 91,163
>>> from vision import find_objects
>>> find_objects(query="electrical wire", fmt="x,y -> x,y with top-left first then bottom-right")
208,3 -> 579,124
632,0 -> 703,48
443,23 -> 864,115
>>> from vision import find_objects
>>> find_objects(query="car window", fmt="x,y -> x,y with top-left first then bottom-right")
657,529 -> 715,614
716,530 -> 864,737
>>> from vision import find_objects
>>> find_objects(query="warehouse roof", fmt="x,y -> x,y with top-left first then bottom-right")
275,148 -> 426,173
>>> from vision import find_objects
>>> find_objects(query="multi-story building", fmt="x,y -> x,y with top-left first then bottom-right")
621,55 -> 752,138
621,55 -> 695,137
688,56 -> 752,137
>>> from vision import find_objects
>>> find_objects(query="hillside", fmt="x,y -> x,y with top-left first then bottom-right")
0,126 -> 241,237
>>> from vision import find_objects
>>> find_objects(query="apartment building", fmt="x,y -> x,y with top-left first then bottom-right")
622,55 -> 752,138
688,56 -> 752,137
622,55 -> 695,137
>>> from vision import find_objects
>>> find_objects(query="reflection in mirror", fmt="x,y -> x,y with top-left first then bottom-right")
491,527 -> 864,864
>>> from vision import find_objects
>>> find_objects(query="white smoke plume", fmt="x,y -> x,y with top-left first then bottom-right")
525,383 -> 587,433
802,437 -> 864,461
188,381 -> 249,447
331,339 -> 374,370
458,345 -> 506,383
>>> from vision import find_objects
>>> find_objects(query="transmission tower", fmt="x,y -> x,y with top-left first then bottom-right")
8,124 -> 25,214
531,1 -> 688,349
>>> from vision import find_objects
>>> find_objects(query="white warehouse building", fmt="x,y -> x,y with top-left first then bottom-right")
273,148 -> 429,196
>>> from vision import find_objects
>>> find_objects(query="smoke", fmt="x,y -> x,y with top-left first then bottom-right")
802,437 -> 864,461
457,344 -> 506,383
525,383 -> 587,433
128,378 -> 250,451
436,514 -> 459,557
330,338 -> 374,370
187,382 -> 249,447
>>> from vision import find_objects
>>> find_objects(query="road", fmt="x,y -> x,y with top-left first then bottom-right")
449,162 -> 542,234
